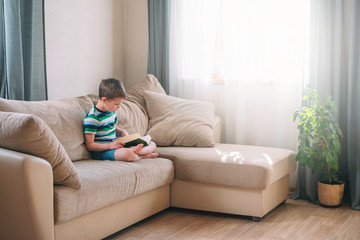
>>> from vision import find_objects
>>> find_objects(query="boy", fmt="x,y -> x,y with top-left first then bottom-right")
83,78 -> 158,161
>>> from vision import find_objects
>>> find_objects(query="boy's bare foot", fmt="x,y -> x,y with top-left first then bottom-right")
130,144 -> 143,154
140,152 -> 159,159
150,152 -> 159,158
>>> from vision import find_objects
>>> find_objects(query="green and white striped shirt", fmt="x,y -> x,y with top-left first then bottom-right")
83,106 -> 117,142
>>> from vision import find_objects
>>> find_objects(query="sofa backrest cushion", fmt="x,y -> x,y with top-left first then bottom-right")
126,74 -> 166,117
0,96 -> 93,161
144,91 -> 215,147
0,112 -> 81,188
87,94 -> 148,136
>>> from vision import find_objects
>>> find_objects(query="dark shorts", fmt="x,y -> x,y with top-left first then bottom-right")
90,149 -> 116,161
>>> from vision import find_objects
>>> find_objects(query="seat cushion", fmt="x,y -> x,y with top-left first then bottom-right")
157,143 -> 296,190
54,158 -> 174,223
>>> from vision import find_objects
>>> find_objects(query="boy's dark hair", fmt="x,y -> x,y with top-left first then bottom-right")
99,78 -> 127,99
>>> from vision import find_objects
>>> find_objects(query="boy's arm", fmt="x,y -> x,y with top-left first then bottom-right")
115,126 -> 129,137
84,133 -> 124,152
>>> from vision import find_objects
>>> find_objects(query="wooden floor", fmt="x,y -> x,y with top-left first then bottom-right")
105,199 -> 360,240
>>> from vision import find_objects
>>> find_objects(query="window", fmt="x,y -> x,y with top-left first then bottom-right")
172,0 -> 310,86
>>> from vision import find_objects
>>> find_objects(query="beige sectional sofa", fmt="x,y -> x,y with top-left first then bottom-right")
0,75 -> 296,240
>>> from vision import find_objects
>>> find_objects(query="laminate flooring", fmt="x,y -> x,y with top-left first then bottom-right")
105,199 -> 360,240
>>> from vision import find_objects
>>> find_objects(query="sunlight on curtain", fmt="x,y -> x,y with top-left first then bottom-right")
292,0 -> 360,209
170,0 -> 309,150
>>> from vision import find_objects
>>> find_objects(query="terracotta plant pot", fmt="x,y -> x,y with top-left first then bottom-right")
317,180 -> 345,207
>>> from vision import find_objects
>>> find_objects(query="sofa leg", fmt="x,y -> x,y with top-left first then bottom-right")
252,216 -> 263,222
251,199 -> 287,222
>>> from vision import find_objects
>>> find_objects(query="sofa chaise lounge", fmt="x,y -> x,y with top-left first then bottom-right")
0,75 -> 296,240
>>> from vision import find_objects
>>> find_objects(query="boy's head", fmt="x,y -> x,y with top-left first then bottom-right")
99,78 -> 127,100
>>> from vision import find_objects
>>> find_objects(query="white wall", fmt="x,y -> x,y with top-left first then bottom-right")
122,0 -> 149,90
45,0 -> 125,100
45,0 -> 148,99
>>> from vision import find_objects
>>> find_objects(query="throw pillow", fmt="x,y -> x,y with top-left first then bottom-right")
0,112 -> 81,189
126,74 -> 166,116
0,96 -> 94,161
143,91 -> 215,147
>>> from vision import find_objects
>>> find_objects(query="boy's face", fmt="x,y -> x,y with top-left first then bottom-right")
101,97 -> 124,112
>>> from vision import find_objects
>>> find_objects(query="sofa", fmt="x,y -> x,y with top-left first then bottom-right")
0,74 -> 296,240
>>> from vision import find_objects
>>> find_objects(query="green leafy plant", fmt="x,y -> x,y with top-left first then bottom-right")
292,85 -> 343,184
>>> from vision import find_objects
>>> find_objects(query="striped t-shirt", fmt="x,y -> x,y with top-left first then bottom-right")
83,106 -> 117,142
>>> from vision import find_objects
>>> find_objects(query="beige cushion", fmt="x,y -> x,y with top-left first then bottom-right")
0,112 -> 81,188
144,91 -> 215,147
126,74 -> 166,116
87,94 -> 148,136
157,143 -> 296,189
0,96 -> 93,161
54,158 -> 174,223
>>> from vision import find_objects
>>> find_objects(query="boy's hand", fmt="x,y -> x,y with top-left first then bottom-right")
116,126 -> 129,137
109,141 -> 124,149
119,129 -> 129,137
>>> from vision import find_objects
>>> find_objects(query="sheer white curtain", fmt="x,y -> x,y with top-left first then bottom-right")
169,0 -> 309,150
293,0 -> 360,209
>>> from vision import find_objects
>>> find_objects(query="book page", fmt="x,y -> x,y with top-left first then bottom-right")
114,133 -> 142,144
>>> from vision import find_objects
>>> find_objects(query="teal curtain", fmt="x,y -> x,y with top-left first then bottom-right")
147,0 -> 170,94
347,0 -> 360,210
0,0 -> 47,100
292,0 -> 360,210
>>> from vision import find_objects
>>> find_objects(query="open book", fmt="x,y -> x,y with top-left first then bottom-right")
114,133 -> 151,148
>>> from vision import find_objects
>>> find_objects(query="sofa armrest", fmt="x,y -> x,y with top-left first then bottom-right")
214,116 -> 222,143
0,147 -> 54,240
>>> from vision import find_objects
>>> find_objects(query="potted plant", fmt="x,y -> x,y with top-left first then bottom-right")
292,85 -> 344,207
